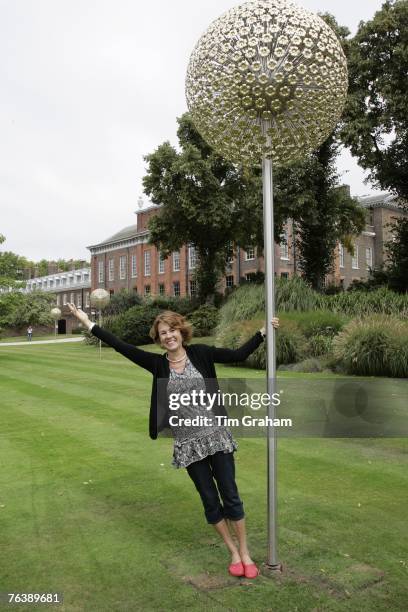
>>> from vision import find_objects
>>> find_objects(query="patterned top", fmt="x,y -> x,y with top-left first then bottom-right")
167,356 -> 237,469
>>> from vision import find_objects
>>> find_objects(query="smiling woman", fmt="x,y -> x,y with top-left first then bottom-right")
66,302 -> 279,580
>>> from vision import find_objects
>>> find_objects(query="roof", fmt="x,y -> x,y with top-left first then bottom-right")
357,192 -> 402,210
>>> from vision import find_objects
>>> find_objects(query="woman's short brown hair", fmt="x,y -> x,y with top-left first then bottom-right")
149,310 -> 193,346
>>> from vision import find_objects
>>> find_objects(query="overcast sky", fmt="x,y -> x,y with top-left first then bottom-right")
0,0 -> 385,262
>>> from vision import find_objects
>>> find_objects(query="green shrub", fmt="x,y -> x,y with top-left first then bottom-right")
322,287 -> 408,317
189,305 -> 219,337
276,325 -> 303,365
306,334 -> 333,357
333,316 -> 408,377
116,305 -> 162,345
279,310 -> 346,338
292,358 -> 324,373
144,295 -> 197,316
102,290 -> 142,316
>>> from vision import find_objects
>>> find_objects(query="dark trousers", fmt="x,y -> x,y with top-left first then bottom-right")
186,451 -> 245,524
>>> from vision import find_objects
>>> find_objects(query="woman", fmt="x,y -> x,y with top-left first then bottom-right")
68,303 -> 279,579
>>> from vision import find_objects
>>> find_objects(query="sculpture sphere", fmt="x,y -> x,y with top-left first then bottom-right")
90,288 -> 110,309
186,0 -> 348,166
51,307 -> 61,320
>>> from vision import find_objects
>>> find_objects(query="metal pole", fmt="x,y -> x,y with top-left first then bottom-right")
98,310 -> 102,360
262,155 -> 280,569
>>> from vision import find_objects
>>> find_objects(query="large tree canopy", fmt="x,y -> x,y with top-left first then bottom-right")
143,113 -> 265,302
342,0 -> 408,200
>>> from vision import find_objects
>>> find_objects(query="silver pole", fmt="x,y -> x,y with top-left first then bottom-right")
98,310 -> 102,360
262,155 -> 280,569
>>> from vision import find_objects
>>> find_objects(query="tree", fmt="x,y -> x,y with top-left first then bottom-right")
143,113 -> 265,302
0,291 -> 54,328
386,217 -> 408,292
342,0 -> 408,199
274,136 -> 365,290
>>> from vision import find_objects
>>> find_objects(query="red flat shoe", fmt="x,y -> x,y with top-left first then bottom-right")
228,561 -> 244,577
243,563 -> 260,579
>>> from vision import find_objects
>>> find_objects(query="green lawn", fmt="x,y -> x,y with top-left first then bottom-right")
0,339 -> 407,611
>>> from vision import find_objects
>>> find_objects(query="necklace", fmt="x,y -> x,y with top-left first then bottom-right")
166,351 -> 187,363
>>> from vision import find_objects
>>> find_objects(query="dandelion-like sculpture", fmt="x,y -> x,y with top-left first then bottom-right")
186,0 -> 348,569
90,289 -> 110,359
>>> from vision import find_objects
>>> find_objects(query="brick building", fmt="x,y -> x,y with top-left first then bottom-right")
87,192 -> 406,295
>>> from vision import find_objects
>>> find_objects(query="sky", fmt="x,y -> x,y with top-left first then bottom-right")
0,0 -> 386,262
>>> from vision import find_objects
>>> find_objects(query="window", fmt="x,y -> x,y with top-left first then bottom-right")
131,255 -> 137,278
144,251 -> 151,276
159,283 -> 165,296
245,247 -> 255,261
188,246 -> 196,269
77,293 -> 82,308
63,293 -> 68,305
173,250 -> 180,272
133,287 -> 138,294
366,208 -> 374,226
144,285 -> 151,296
109,259 -> 114,281
120,255 -> 127,280
85,292 -> 90,308
56,294 -> 60,306
245,273 -> 256,282
339,243 -> 344,268
226,275 -> 234,288
280,229 -> 289,260
352,244 -> 359,269
70,292 -> 75,304
189,279 -> 197,296
227,241 -> 234,264
49,280 -> 54,288
56,278 -> 60,287
366,247 -> 373,270
280,272 -> 289,279
158,252 -> 165,274
98,261 -> 104,283
173,281 -> 180,296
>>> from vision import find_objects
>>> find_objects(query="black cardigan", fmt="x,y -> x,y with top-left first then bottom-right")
91,325 -> 264,440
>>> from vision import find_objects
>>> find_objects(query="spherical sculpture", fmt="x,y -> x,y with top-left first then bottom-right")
90,288 -> 110,309
51,307 -> 61,320
185,0 -> 348,166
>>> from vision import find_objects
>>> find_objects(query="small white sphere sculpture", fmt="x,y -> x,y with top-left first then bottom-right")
90,288 -> 110,309
51,307 -> 61,320
186,0 -> 348,166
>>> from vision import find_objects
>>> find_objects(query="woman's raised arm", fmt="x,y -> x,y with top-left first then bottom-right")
67,303 -> 159,374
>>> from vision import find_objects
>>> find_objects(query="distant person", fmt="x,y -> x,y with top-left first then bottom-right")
68,302 -> 279,579
27,326 -> 33,341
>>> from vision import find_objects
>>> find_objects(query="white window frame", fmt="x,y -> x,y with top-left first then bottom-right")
352,244 -> 359,270
77,293 -> 82,308
158,252 -> 165,274
85,292 -> 90,308
226,275 -> 234,288
339,243 -> 344,268
245,247 -> 255,261
98,261 -> 104,283
63,293 -> 68,305
188,246 -> 196,270
70,292 -> 75,304
279,230 -> 289,261
158,283 -> 165,295
144,251 -> 151,276
173,281 -> 180,296
131,255 -> 137,278
173,250 -> 180,272
189,279 -> 197,296
365,247 -> 373,270
108,259 -> 114,281
56,294 -> 60,306
120,255 -> 127,280
144,284 -> 151,296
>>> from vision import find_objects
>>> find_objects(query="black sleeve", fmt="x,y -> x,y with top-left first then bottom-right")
210,331 -> 265,363
91,324 -> 159,374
